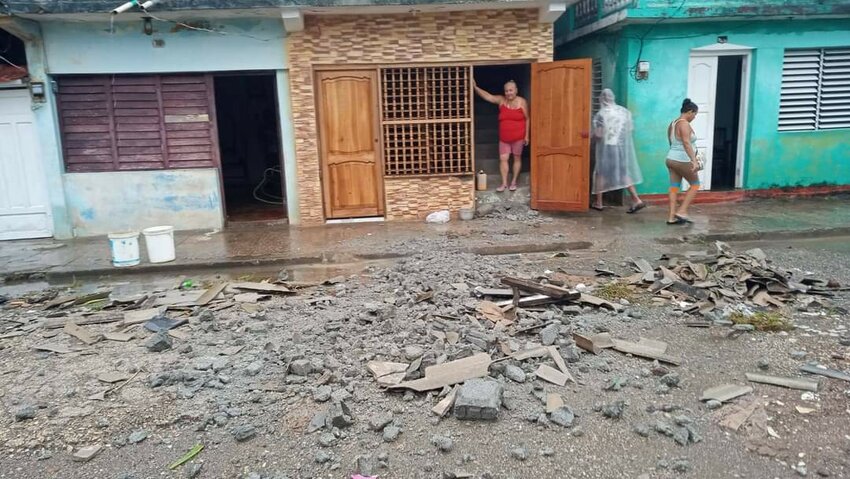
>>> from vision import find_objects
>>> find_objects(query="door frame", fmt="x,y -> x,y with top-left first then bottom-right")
313,67 -> 386,219
690,44 -> 753,189
0,86 -> 54,240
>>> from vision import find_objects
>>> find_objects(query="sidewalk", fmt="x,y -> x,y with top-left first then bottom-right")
1,196 -> 848,279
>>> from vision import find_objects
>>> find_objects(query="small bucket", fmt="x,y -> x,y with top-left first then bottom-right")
459,208 -> 474,221
108,231 -> 140,267
142,225 -> 176,264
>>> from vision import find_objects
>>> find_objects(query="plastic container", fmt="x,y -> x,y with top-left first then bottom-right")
476,170 -> 487,191
142,225 -> 176,263
108,231 -> 140,267
459,208 -> 474,221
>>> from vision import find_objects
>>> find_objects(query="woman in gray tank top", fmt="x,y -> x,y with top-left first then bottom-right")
665,98 -> 701,225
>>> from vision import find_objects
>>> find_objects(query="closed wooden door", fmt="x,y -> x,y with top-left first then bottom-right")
530,59 -> 591,212
316,70 -> 384,219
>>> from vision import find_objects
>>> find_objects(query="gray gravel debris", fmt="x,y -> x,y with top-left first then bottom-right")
144,332 -> 172,352
430,435 -> 453,452
504,365 -> 526,383
231,424 -> 256,442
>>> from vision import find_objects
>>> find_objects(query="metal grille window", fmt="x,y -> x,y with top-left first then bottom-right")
591,58 -> 603,116
779,48 -> 850,131
380,66 -> 472,176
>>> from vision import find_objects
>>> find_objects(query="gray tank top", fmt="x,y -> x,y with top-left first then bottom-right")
667,119 -> 695,163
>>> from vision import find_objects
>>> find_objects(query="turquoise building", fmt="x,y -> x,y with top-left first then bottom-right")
555,0 -> 850,196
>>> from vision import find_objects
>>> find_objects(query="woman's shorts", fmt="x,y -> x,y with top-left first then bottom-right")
499,140 -> 524,157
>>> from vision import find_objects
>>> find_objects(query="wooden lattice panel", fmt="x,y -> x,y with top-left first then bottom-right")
380,65 -> 472,176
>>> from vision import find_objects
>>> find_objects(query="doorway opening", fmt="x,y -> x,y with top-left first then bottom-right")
213,73 -> 286,223
0,28 -> 27,82
711,55 -> 743,190
472,63 -> 531,191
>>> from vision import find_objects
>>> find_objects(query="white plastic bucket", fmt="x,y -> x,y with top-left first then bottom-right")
108,231 -> 140,267
142,225 -> 176,263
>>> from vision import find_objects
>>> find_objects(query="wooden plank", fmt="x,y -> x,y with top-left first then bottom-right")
43,313 -> 121,329
431,385 -> 458,417
389,353 -> 491,392
700,384 -> 753,402
194,283 -> 227,306
63,322 -> 99,345
164,114 -> 210,124
611,339 -> 681,366
500,276 -> 580,300
745,373 -> 820,392
579,293 -> 624,311
548,346 -> 574,381
572,333 -> 601,355
535,364 -> 569,386
230,282 -> 293,295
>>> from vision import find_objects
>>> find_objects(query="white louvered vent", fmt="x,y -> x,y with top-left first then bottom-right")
592,58 -> 603,116
780,48 -> 850,131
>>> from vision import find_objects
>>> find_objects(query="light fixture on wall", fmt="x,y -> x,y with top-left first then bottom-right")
142,17 -> 153,35
636,61 -> 650,81
29,81 -> 46,102
717,36 -> 728,44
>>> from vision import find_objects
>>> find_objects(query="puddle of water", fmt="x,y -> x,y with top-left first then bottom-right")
730,236 -> 850,254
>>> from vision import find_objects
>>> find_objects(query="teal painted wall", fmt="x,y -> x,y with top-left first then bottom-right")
560,19 -> 850,194
41,17 -> 286,74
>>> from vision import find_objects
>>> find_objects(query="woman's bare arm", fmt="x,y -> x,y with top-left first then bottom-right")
473,80 -> 504,105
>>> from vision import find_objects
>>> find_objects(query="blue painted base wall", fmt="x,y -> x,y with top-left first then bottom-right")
63,169 -> 223,237
557,19 -> 850,194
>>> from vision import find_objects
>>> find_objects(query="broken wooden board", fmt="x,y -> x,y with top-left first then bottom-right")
637,337 -> 668,355
745,373 -> 820,392
154,290 -> 205,307
230,282 -> 293,295
97,372 -> 131,384
547,346 -> 574,382
194,283 -> 227,306
63,322 -> 99,345
500,277 -> 580,300
234,293 -> 270,303
390,353 -> 491,392
43,313 -> 121,329
579,293 -> 624,312
572,333 -> 602,355
535,364 -> 569,386
719,399 -> 761,432
33,343 -> 73,354
546,393 -> 565,413
700,384 -> 753,402
473,287 -> 531,298
120,308 -> 163,327
495,294 -> 562,308
511,346 -> 549,361
431,386 -> 459,417
611,339 -> 681,366
103,332 -> 133,342
477,301 -> 505,323
590,332 -> 615,349
800,364 -> 850,383
367,361 -> 409,387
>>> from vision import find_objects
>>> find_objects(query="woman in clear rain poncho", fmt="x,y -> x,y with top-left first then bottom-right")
591,89 -> 646,213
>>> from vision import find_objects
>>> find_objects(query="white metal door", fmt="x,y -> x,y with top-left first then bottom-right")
686,55 -> 718,190
0,88 -> 53,240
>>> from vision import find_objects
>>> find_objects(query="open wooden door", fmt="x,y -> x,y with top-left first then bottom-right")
530,59 -> 592,212
316,70 -> 384,219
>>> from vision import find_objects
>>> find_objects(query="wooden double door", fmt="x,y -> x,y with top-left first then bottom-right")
315,59 -> 592,219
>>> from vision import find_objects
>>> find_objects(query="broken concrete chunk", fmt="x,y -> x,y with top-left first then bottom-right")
549,406 -> 575,427
453,378 -> 503,421
503,365 -> 526,383
72,445 -> 103,462
144,332 -> 172,352
368,412 -> 394,432
430,435 -> 454,452
700,384 -> 753,402
367,361 -> 409,386
231,424 -> 256,442
289,359 -> 313,376
12,404 -> 36,422
326,401 -> 354,429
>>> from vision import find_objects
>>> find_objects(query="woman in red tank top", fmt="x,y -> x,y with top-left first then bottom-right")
473,79 -> 528,192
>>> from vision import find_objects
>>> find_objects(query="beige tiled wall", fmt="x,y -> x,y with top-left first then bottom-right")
287,9 -> 553,224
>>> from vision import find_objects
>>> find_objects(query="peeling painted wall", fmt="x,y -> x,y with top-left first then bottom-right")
63,169 -> 223,237
558,19 -> 850,194
41,17 -> 286,74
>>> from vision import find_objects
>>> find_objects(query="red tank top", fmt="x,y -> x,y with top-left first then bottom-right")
498,104 -> 526,143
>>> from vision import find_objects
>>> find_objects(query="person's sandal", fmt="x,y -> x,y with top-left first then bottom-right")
666,218 -> 686,225
591,205 -> 605,211
626,202 -> 647,214
509,183 -> 517,191
496,185 -> 507,192
674,214 -> 694,224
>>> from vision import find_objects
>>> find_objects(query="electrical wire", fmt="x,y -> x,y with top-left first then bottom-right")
252,167 -> 285,205
628,0 -> 687,81
0,52 -> 25,71
138,5 -> 280,42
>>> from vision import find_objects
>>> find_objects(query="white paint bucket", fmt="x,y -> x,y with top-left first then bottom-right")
142,225 -> 176,263
108,231 -> 140,267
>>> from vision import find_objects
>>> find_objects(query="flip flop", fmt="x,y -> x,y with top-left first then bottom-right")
591,205 -> 605,211
675,214 -> 694,224
509,184 -> 517,191
666,218 -> 686,225
626,202 -> 647,214
496,185 -> 507,192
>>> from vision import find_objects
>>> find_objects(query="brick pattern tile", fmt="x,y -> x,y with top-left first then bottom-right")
287,9 -> 553,224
